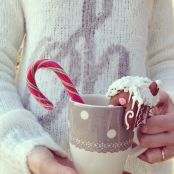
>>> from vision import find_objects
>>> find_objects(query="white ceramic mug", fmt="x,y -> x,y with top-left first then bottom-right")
69,94 -> 146,174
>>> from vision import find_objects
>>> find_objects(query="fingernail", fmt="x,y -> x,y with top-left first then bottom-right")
138,155 -> 151,164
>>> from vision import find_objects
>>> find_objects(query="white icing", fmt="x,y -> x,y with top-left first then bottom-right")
125,110 -> 135,130
136,107 -> 144,127
106,76 -> 161,129
106,76 -> 160,107
136,103 -> 141,118
128,90 -> 132,103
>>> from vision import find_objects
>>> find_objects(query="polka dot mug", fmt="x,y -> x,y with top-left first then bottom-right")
69,94 -> 146,174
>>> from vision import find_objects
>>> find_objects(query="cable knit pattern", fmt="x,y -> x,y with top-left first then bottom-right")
0,0 -> 174,173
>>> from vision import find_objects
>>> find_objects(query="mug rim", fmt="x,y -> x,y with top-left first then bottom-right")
69,94 -> 123,109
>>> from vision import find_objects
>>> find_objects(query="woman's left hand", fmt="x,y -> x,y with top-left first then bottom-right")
138,90 -> 174,163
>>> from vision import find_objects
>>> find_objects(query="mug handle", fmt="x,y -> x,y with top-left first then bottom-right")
129,128 -> 147,157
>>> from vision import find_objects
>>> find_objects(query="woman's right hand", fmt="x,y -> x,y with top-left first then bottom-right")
27,146 -> 78,174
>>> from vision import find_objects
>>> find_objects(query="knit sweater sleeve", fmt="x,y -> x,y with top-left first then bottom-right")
147,0 -> 174,102
0,1 -> 67,174
124,1 -> 174,174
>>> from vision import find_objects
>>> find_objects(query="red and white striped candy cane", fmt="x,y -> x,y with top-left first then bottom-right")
26,59 -> 84,110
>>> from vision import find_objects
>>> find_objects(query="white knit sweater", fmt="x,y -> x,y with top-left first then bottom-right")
1,0 -> 174,173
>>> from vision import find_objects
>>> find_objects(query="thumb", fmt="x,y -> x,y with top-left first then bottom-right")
40,157 -> 77,174
156,90 -> 169,107
154,90 -> 174,115
27,146 -> 77,174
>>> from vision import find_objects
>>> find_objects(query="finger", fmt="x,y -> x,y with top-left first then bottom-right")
138,148 -> 162,163
139,131 -> 174,148
140,114 -> 174,134
156,90 -> 169,107
54,154 -> 76,170
27,146 -> 55,174
27,146 -> 77,174
139,146 -> 174,164
40,156 -> 77,174
155,90 -> 174,114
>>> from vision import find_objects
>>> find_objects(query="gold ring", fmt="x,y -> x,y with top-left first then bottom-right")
161,147 -> 166,161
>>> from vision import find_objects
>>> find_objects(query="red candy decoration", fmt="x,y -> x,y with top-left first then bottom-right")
26,59 -> 84,110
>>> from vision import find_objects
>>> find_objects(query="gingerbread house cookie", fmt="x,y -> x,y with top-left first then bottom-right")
106,76 -> 160,130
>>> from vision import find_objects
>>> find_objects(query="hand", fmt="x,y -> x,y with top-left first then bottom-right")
138,90 -> 174,163
27,146 -> 78,174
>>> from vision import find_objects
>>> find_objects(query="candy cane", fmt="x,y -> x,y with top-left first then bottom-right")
26,59 -> 84,110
